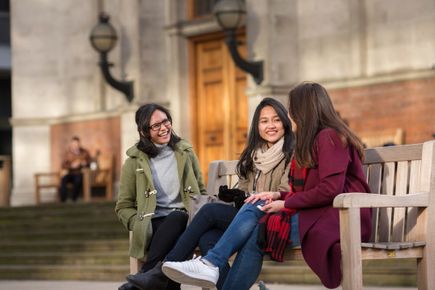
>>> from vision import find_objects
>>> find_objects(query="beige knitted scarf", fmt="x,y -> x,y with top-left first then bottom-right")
253,137 -> 285,174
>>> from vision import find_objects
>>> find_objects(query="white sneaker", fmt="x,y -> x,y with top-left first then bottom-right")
162,256 -> 219,288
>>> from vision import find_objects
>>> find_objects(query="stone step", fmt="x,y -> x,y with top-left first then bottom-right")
0,228 -> 128,242
0,203 -> 131,281
0,265 -> 128,281
0,205 -> 116,221
0,239 -> 128,253
0,218 -> 122,232
0,252 -> 129,266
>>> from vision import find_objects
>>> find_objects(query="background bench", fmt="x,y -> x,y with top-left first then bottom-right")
129,140 -> 434,290
34,153 -> 114,204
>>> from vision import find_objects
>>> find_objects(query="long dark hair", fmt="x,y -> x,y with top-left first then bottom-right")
288,82 -> 364,168
237,97 -> 294,179
135,103 -> 181,158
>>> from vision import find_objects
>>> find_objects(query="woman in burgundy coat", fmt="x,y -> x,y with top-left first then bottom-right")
258,81 -> 372,288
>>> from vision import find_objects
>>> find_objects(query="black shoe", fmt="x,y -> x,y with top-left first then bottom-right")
126,261 -> 168,290
118,282 -> 139,290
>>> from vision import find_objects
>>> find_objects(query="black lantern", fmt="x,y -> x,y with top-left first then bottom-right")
90,12 -> 134,103
213,0 -> 263,84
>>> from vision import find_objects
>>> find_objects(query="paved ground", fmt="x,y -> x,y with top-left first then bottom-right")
0,280 -> 417,290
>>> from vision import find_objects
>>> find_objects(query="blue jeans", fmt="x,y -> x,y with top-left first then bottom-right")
165,203 -> 238,289
220,223 -> 263,290
204,201 -> 266,268
205,202 -> 300,290
290,212 -> 300,246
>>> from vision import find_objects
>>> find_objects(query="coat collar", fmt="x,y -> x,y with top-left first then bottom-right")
126,140 -> 192,181
126,139 -> 192,158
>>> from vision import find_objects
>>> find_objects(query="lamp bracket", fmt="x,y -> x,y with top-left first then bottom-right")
99,53 -> 134,102
225,30 -> 263,85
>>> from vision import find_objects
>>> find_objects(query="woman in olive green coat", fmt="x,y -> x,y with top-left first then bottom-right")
116,103 -> 206,290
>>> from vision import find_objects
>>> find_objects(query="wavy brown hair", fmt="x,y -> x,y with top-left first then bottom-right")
288,82 -> 364,168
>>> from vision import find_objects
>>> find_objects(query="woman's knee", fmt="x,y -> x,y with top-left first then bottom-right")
195,203 -> 230,220
198,202 -> 217,213
166,210 -> 189,226
238,201 -> 264,218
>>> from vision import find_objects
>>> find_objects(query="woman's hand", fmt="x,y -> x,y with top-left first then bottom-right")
258,200 -> 285,213
245,191 -> 280,204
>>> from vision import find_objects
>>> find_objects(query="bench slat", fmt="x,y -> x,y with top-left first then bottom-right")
378,162 -> 395,242
361,241 -> 425,250
406,160 -> 422,241
364,144 -> 423,164
391,161 -> 408,242
367,163 -> 382,242
361,247 -> 424,260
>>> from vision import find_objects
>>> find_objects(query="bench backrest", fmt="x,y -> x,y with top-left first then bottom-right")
206,141 -> 435,245
207,160 -> 239,195
364,141 -> 434,244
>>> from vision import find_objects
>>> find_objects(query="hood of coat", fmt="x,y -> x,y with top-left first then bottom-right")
126,139 -> 192,158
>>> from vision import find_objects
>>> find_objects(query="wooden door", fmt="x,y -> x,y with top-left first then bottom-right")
190,32 -> 248,181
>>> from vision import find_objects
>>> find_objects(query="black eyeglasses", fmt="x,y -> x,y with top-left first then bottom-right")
149,119 -> 171,131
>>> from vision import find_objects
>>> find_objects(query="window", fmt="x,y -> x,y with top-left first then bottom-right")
190,0 -> 218,18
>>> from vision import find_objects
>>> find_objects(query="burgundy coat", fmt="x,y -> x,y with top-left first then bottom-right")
282,128 -> 372,289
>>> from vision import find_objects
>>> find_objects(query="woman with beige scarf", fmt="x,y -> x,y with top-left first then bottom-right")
126,98 -> 294,290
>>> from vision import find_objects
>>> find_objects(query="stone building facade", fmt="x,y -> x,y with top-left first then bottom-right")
9,0 -> 435,205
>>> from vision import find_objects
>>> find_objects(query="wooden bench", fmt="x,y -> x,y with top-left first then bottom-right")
34,171 -> 61,204
34,153 -> 114,204
129,140 -> 434,290
82,153 -> 114,202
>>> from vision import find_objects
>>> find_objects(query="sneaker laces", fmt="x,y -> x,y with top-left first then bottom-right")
177,256 -> 212,273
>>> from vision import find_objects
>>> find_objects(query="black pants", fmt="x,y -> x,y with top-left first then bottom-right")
60,173 -> 83,202
141,210 -> 188,290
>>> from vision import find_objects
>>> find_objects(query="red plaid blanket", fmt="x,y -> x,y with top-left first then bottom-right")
257,159 -> 307,262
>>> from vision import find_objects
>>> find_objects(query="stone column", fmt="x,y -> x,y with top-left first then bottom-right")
10,0 -> 100,205
245,0 -> 299,121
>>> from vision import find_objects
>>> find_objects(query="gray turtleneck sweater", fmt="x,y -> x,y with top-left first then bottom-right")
149,144 -> 183,217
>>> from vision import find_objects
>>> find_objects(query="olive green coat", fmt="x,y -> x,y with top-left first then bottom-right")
115,140 -> 207,259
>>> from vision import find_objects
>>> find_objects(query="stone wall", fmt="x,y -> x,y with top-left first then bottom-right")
9,0 -> 435,204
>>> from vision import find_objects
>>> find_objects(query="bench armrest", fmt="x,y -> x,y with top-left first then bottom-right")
333,192 -> 429,208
